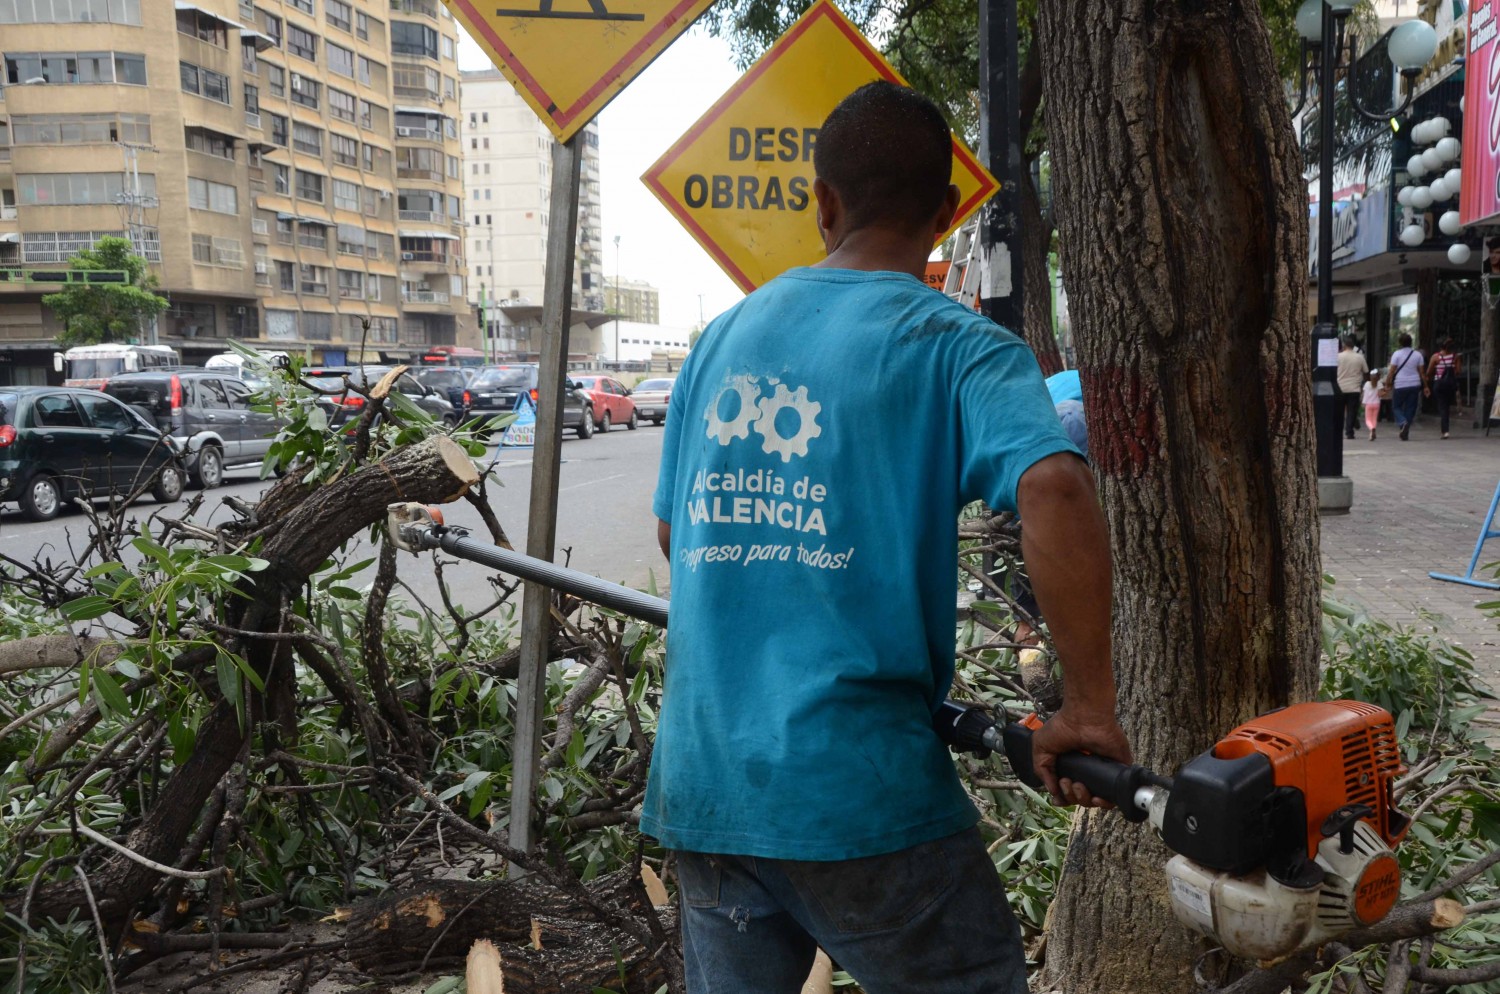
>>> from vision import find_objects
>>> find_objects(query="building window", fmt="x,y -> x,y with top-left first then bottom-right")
276,217 -> 293,244
18,172 -> 154,206
356,11 -> 370,40
292,122 -> 322,155
333,179 -> 360,212
266,309 -> 297,340
361,143 -> 375,171
10,113 -> 150,145
288,0 -> 313,14
336,223 -> 366,256
185,128 -> 235,161
303,312 -> 333,340
254,248 -> 271,285
326,0 -> 351,31
266,64 -> 284,97
260,9 -> 282,46
336,269 -> 363,298
243,84 -> 260,116
325,42 -> 354,80
441,34 -> 454,59
176,8 -> 227,46
331,132 -> 358,166
242,39 -> 258,74
299,263 -> 329,295
191,234 -> 244,266
289,73 -> 319,109
272,164 -> 290,196
287,24 -> 316,61
275,262 -> 295,291
297,221 -> 327,249
268,113 -> 288,148
5,51 -> 146,86
187,177 -> 238,215
357,54 -> 377,87
296,170 -> 324,203
482,111 -> 489,123
329,88 -> 356,123
0,0 -> 143,24
391,21 -> 438,59
444,74 -> 456,99
181,62 -> 231,104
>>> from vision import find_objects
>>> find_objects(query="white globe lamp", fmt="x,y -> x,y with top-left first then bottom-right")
1388,19 -> 1439,71
1429,178 -> 1451,201
1449,243 -> 1472,265
1439,210 -> 1464,235
1408,154 -> 1427,178
1410,186 -> 1434,209
1400,224 -> 1426,246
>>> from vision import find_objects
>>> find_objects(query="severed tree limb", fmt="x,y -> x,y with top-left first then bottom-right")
0,633 -> 123,677
11,437 -> 481,932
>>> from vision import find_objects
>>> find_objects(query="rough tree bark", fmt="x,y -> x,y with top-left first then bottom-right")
1036,1 -> 1320,992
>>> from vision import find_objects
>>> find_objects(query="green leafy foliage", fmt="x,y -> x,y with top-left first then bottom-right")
40,236 -> 169,348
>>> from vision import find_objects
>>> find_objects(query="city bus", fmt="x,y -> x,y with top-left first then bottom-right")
415,346 -> 486,368
55,343 -> 180,388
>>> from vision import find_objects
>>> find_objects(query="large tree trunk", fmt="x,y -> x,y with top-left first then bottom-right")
1036,2 -> 1321,991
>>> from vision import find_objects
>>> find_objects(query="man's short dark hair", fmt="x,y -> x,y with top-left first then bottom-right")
814,80 -> 952,233
1398,332 -> 1413,347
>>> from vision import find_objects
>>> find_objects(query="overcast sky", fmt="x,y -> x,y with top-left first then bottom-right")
456,25 -> 748,330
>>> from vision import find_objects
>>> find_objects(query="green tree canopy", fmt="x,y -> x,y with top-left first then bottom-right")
42,236 -> 169,348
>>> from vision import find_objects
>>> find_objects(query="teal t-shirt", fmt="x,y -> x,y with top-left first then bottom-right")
646,267 -> 1079,860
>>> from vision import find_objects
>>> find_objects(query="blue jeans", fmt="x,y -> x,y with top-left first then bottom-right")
1392,386 -> 1422,429
677,827 -> 1028,994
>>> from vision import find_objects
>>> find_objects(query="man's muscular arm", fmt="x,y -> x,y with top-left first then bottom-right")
1016,452 -> 1131,806
658,519 -> 671,558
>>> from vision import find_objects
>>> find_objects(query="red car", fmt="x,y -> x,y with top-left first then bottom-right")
574,375 -> 639,432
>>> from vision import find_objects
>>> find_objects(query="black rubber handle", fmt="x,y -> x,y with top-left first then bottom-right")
1000,722 -> 1149,822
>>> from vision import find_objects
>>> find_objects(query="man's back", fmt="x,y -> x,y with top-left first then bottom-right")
648,267 -> 1076,860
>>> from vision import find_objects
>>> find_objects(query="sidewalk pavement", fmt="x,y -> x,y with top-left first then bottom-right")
1319,409 -> 1500,698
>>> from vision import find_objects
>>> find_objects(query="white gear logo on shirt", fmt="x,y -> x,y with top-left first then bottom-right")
702,374 -> 823,461
703,374 -> 762,444
753,384 -> 822,462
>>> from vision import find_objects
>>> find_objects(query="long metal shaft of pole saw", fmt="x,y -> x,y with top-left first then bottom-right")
418,527 -> 669,628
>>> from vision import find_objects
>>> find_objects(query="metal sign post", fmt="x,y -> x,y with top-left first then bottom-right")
509,135 -> 583,869
977,0 -> 1022,333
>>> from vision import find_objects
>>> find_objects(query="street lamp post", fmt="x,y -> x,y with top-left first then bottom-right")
1293,0 -> 1436,513
613,234 -> 621,367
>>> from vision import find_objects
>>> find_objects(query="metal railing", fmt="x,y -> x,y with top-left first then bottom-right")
398,209 -> 442,223
390,0 -> 440,18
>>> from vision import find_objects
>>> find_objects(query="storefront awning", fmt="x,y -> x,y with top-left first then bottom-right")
394,105 -> 446,117
400,229 -> 459,240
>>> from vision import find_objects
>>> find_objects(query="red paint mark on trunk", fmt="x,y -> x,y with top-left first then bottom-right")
1083,366 -> 1159,478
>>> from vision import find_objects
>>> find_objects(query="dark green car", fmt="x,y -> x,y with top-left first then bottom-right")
0,387 -> 185,522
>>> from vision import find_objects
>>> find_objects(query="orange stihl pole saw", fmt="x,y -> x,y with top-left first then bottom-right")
388,502 -> 1410,962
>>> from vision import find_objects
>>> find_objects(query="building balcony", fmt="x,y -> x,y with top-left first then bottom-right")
401,288 -> 450,304
398,209 -> 444,223
394,126 -> 443,143
390,0 -> 440,17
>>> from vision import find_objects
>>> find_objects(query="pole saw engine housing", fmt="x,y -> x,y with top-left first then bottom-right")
1151,700 -> 1409,961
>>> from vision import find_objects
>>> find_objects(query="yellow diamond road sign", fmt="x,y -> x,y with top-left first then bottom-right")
443,0 -> 716,142
642,0 -> 998,294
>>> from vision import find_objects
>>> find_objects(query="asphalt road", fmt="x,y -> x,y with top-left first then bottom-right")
0,424 -> 671,618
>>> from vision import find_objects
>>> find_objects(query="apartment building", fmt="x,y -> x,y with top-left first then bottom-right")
459,68 -> 605,358
0,0 -> 473,384
603,277 -> 659,325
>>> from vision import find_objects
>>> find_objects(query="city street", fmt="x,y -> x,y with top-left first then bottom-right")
0,426 -> 670,615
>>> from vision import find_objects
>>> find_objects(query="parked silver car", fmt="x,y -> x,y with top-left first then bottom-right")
630,377 -> 676,425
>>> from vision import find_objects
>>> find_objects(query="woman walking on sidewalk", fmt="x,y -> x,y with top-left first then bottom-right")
1361,370 -> 1383,440
1425,337 -> 1461,439
1385,332 -> 1426,440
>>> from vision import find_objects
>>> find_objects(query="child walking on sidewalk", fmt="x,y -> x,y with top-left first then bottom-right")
1361,370 -> 1383,441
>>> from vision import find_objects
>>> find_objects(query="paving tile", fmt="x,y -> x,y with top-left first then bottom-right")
1318,415 -> 1500,701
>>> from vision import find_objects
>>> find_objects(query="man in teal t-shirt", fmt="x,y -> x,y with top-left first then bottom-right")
650,81 -> 1128,993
